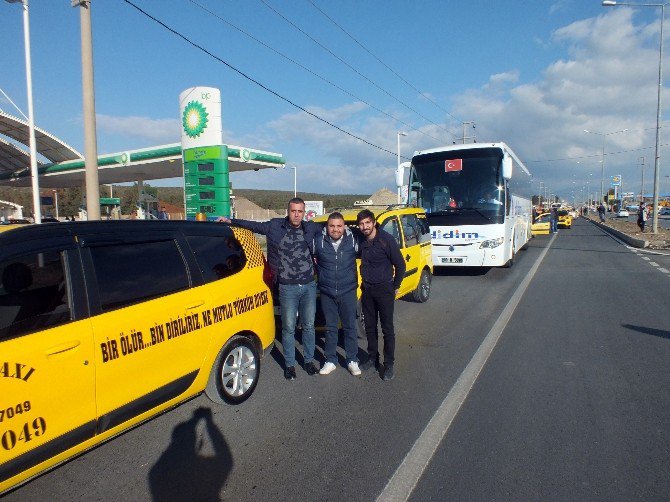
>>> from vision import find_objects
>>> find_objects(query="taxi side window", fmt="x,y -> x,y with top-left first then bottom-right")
0,251 -> 71,340
380,217 -> 402,247
187,234 -> 247,283
400,214 -> 419,247
416,217 -> 431,243
90,240 -> 189,312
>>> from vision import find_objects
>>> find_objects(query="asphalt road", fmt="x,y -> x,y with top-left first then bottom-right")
5,218 -> 669,501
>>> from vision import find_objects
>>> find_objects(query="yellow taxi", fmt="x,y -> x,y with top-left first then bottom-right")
557,209 -> 573,229
531,213 -> 551,235
313,206 -> 433,303
0,220 -> 275,494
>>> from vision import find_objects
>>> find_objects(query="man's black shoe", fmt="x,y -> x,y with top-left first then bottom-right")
382,364 -> 394,381
305,362 -> 318,376
284,366 -> 297,380
360,358 -> 377,372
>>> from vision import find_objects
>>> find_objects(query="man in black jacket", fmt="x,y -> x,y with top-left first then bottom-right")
312,212 -> 361,376
218,198 -> 321,380
356,209 -> 406,381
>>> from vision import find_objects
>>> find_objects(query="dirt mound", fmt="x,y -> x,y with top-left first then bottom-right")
586,214 -> 670,249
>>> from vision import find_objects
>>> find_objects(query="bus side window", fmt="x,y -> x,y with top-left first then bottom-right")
380,217 -> 402,248
505,181 -> 512,216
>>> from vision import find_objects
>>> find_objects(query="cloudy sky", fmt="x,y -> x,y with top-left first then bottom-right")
2,0 -> 670,200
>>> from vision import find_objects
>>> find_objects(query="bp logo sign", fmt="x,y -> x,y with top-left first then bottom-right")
182,101 -> 209,138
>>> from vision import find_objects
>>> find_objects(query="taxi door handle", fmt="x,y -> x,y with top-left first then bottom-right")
405,254 -> 411,262
46,340 -> 81,356
186,301 -> 205,310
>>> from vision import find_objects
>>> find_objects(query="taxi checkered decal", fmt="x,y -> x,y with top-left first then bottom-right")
232,227 -> 264,268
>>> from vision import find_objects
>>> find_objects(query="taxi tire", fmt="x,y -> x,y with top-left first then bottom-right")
206,335 -> 260,405
412,269 -> 431,303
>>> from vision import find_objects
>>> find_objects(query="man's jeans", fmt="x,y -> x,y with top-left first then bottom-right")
279,281 -> 316,368
320,289 -> 359,365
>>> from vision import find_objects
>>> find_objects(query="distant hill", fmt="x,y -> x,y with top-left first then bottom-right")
0,185 -> 372,216
233,189 -> 370,211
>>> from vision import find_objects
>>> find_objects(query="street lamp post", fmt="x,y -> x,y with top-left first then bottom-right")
6,0 -> 41,224
603,1 -> 667,232
584,128 -> 628,209
396,131 -> 407,204
289,166 -> 297,197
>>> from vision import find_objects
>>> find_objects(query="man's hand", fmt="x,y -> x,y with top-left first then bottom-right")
217,216 -> 231,223
395,289 -> 399,297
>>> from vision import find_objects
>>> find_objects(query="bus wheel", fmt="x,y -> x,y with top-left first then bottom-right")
412,269 -> 432,303
503,241 -> 515,268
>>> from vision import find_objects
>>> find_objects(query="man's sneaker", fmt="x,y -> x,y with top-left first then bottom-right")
360,358 -> 377,372
284,366 -> 297,380
347,361 -> 362,376
305,361 -> 318,376
382,364 -> 394,381
319,362 -> 337,375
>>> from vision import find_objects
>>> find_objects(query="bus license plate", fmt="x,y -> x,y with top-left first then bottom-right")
441,257 -> 464,263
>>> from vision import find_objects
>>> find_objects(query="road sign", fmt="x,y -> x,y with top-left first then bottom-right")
611,175 -> 621,186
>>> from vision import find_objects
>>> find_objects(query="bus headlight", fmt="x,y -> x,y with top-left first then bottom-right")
479,237 -> 504,249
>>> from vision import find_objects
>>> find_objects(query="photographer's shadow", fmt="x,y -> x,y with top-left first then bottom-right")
149,407 -> 232,501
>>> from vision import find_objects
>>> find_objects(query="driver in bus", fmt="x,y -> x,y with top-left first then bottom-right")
432,186 -> 457,211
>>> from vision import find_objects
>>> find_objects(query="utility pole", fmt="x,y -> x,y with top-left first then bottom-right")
73,0 -> 100,220
461,121 -> 476,144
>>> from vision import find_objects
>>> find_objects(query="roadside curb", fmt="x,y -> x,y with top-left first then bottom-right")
585,217 -> 649,248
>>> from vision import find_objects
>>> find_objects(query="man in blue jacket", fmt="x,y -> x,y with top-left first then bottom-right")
357,209 -> 406,381
312,212 -> 361,376
219,198 -> 321,380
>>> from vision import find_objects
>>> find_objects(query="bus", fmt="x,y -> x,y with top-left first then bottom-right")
404,142 -> 532,268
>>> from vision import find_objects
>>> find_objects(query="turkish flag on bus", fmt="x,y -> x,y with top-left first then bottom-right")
445,159 -> 463,172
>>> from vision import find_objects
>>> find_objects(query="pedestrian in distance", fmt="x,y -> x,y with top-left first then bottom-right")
218,198 -> 322,380
356,209 -> 406,381
637,202 -> 648,232
598,203 -> 606,223
550,206 -> 559,233
312,212 -> 362,376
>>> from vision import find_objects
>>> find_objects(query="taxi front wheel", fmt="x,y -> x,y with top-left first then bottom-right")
206,335 -> 260,405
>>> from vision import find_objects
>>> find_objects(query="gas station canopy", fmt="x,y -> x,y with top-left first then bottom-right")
0,111 -> 285,188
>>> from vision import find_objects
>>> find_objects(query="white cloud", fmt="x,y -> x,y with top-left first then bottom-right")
448,9 -> 669,198
96,114 -> 180,143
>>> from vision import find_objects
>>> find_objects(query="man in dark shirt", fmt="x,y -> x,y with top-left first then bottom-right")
356,209 -> 406,381
218,198 -> 321,380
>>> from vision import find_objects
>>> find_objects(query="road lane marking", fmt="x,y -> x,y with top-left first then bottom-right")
649,262 -> 659,267
377,234 -> 557,502
642,257 -> 651,261
658,267 -> 670,273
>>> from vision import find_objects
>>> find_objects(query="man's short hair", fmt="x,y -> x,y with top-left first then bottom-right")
287,197 -> 305,209
328,211 -> 344,222
356,209 -> 375,224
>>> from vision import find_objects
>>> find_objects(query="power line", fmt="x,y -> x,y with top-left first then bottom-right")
305,0 -> 463,126
122,0 -> 410,160
258,0 -> 455,139
185,0 -> 441,143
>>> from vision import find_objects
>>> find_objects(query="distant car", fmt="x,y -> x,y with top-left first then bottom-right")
616,208 -> 630,218
660,207 -> 670,215
557,209 -> 572,229
531,213 -> 551,235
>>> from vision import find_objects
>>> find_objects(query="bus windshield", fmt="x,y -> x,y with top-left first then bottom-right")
409,147 -> 505,224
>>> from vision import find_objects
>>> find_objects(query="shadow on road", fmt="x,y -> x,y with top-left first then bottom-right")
622,323 -> 670,340
149,407 -> 232,501
433,266 -> 491,277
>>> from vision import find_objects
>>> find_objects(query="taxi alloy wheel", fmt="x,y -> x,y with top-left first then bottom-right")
211,336 -> 260,404
412,269 -> 431,303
